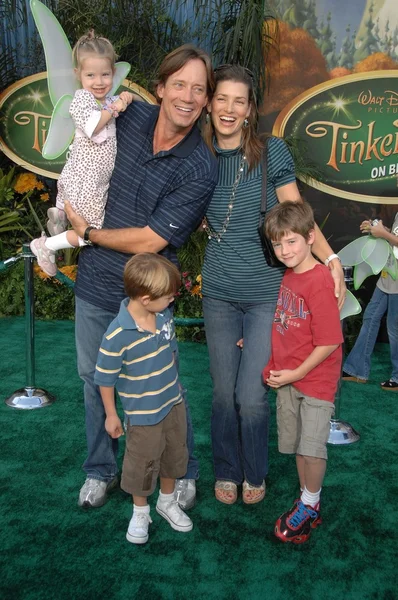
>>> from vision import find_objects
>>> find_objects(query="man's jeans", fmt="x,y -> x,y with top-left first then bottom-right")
75,296 -> 199,482
344,286 -> 398,382
202,296 -> 275,486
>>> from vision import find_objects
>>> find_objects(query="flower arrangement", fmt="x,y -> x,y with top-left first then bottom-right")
0,166 -> 51,259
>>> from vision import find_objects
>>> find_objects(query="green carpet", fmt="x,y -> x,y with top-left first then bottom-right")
0,317 -> 397,600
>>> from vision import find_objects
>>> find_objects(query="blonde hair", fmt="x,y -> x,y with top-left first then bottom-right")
264,200 -> 315,241
124,253 -> 181,300
72,30 -> 117,71
202,64 -> 263,171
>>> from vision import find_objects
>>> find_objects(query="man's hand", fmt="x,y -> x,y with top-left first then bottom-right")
328,259 -> 346,310
105,415 -> 124,439
64,200 -> 88,239
266,369 -> 299,389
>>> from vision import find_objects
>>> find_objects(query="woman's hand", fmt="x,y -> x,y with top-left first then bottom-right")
328,259 -> 346,310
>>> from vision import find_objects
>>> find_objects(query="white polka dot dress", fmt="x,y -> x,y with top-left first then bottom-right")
56,89 -> 118,229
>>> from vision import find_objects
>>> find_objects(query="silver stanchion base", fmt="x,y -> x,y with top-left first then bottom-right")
5,387 -> 55,409
328,419 -> 360,445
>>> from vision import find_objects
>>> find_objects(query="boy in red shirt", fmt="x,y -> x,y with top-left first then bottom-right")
263,200 -> 343,544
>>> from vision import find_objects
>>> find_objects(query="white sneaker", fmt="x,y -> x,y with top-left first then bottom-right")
126,510 -> 153,545
78,476 -> 118,508
30,235 -> 57,277
174,478 -> 196,510
47,207 -> 68,236
156,497 -> 193,532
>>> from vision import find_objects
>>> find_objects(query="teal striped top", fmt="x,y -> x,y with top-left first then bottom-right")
202,137 -> 296,302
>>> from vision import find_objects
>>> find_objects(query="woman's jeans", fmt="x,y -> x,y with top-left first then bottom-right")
75,296 -> 199,482
203,296 -> 275,486
344,286 -> 398,382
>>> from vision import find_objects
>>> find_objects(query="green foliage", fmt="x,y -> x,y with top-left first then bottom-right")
0,167 -> 50,261
0,261 -> 75,320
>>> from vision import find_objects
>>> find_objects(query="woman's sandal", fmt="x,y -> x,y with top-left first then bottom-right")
242,480 -> 266,504
215,480 -> 238,505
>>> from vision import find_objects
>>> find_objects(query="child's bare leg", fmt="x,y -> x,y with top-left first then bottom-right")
296,454 -> 306,490
303,455 -> 326,493
133,494 -> 148,507
159,477 -> 175,494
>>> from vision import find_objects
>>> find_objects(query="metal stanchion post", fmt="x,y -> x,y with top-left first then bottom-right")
5,243 -> 55,409
328,266 -> 360,444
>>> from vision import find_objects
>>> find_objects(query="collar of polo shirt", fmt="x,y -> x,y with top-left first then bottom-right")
140,105 -> 202,158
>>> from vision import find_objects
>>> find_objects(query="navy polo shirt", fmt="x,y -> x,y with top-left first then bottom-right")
75,102 -> 218,313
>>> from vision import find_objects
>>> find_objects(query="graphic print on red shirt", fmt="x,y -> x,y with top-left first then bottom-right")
263,264 -> 343,402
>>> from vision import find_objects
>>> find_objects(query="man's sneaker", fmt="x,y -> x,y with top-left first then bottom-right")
30,236 -> 57,277
78,476 -> 118,508
380,379 -> 398,391
174,478 -> 196,510
126,510 -> 152,545
275,500 -> 321,544
342,371 -> 367,383
47,207 -> 68,236
156,497 -> 193,532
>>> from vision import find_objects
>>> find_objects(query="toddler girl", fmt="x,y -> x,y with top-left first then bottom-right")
31,30 -> 132,275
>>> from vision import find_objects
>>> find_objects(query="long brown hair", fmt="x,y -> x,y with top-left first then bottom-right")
202,64 -> 263,171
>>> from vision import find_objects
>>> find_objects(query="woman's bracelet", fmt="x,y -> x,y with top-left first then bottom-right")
324,253 -> 341,267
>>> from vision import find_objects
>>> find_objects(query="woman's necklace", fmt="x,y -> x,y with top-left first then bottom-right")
203,153 -> 246,242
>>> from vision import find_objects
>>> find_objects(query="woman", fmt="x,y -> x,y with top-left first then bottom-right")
201,64 -> 345,505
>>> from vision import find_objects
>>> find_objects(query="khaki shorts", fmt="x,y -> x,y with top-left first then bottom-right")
276,385 -> 335,460
121,402 -> 188,497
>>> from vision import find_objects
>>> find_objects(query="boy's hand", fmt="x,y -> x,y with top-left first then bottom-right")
266,369 -> 299,388
105,415 -> 124,438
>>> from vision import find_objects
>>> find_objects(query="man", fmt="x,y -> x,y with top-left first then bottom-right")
65,45 -> 218,511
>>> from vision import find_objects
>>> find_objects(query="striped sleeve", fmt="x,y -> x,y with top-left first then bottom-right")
268,137 -> 296,189
94,326 -> 124,387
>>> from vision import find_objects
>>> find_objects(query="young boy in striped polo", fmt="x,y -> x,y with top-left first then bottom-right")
94,253 -> 192,544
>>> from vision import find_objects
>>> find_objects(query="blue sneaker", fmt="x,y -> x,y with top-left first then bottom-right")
275,500 -> 321,544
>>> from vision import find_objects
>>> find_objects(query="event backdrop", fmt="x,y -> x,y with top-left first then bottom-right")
262,0 -> 398,249
0,0 -> 397,248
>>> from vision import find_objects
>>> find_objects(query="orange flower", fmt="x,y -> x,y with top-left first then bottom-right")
59,265 -> 77,281
40,193 -> 50,202
190,284 -> 202,297
33,263 -> 51,280
14,172 -> 46,194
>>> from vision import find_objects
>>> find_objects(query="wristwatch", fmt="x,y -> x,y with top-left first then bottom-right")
83,226 -> 96,246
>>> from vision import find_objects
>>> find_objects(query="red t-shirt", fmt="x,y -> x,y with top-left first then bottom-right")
263,264 -> 343,402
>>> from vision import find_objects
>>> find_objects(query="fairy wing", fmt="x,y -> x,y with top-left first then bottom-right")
337,236 -> 371,266
361,238 -> 390,275
42,94 -> 74,160
111,62 -> 131,94
340,289 -> 362,320
30,0 -> 78,107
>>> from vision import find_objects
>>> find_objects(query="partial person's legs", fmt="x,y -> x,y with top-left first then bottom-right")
386,294 -> 398,384
235,302 -> 274,499
75,296 -> 118,507
171,310 -> 199,510
203,296 -> 244,493
343,287 -> 387,380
